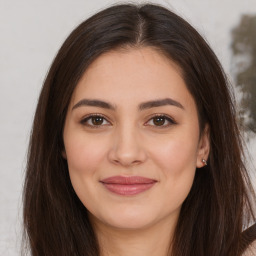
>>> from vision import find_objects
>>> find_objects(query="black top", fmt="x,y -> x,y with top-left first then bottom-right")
241,223 -> 256,254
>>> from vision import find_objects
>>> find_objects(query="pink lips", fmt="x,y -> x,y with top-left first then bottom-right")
100,176 -> 157,196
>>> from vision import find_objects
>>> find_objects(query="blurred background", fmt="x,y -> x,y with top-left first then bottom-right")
0,0 -> 255,255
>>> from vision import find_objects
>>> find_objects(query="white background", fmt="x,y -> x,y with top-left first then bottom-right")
0,0 -> 255,255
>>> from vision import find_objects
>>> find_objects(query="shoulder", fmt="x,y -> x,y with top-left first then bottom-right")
242,240 -> 256,256
242,223 -> 256,256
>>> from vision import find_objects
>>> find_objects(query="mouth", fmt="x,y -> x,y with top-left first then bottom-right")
100,176 -> 157,196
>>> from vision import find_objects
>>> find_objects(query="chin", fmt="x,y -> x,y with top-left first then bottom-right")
93,206 -> 171,231
105,215 -> 156,230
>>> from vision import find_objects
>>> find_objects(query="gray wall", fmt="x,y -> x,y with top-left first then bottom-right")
1,0 -> 255,255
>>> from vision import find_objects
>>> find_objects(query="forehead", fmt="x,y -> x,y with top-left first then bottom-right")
70,47 -> 195,110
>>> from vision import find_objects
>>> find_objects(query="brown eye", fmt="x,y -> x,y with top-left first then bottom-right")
146,115 -> 176,128
91,116 -> 104,125
80,115 -> 110,127
152,116 -> 166,126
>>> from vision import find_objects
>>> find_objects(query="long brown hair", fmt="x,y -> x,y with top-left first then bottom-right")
23,3 -> 256,256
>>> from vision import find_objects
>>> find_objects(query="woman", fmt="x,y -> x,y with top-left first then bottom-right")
23,3 -> 256,256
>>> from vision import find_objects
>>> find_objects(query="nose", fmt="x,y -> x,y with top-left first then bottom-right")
108,125 -> 147,167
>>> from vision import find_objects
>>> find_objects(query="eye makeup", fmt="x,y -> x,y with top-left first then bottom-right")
79,113 -> 177,129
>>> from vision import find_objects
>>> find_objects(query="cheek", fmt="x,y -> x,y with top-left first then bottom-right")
64,133 -> 109,202
64,134 -> 110,211
151,133 -> 198,174
148,133 -> 198,205
65,134 -> 107,175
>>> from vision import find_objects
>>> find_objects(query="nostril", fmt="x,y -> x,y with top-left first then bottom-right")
108,148 -> 147,166
111,158 -> 142,167
107,133 -> 147,166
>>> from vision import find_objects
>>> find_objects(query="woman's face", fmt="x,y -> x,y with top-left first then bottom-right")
63,47 -> 209,230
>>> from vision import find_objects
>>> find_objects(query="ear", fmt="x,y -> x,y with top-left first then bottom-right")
196,124 -> 210,168
62,149 -> 67,159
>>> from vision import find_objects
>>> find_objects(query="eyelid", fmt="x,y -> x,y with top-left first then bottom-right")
144,114 -> 177,127
80,113 -> 177,128
80,113 -> 112,127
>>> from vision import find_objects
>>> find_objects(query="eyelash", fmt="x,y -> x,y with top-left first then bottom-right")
145,114 -> 177,127
80,114 -> 110,128
80,113 -> 177,129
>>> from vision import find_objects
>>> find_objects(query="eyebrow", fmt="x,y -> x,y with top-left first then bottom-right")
72,98 -> 184,111
139,98 -> 184,110
72,99 -> 115,110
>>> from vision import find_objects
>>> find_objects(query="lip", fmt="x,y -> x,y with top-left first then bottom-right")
100,176 -> 157,196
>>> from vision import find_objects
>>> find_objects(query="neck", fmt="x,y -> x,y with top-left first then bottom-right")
91,215 -> 177,256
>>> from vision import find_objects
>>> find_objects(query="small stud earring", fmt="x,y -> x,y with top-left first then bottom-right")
202,159 -> 207,166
